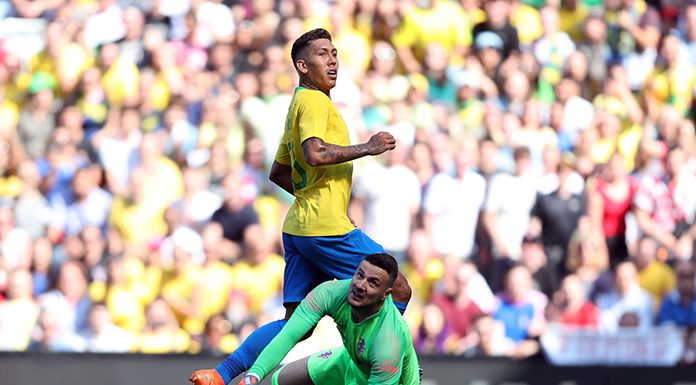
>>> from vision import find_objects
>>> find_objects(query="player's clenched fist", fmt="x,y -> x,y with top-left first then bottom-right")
365,131 -> 397,155
237,374 -> 260,385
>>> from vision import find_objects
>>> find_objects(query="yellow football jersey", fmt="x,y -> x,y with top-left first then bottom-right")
275,87 -> 355,236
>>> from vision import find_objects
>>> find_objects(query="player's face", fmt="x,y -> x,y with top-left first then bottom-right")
348,261 -> 392,308
297,38 -> 338,93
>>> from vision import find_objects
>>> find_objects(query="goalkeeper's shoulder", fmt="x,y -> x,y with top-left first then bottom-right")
310,278 -> 350,296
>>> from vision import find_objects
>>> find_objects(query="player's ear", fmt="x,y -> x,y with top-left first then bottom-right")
382,287 -> 393,301
296,58 -> 308,74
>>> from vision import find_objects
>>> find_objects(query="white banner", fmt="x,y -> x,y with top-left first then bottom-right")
541,324 -> 684,366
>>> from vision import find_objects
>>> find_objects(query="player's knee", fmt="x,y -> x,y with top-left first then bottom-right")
301,328 -> 314,341
275,356 -> 312,385
285,302 -> 314,340
284,302 -> 300,321
392,272 -> 412,304
272,365 -> 283,385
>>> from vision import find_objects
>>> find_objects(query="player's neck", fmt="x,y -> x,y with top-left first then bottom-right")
351,302 -> 384,323
299,79 -> 331,98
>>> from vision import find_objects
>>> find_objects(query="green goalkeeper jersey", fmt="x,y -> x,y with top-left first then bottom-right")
248,279 -> 420,384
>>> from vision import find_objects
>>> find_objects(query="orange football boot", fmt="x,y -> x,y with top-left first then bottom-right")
189,369 -> 225,385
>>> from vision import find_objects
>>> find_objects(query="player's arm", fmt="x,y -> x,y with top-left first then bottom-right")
243,282 -> 337,383
269,140 -> 294,195
241,314 -> 314,383
368,319 -> 423,385
269,160 -> 294,195
368,335 -> 405,385
302,131 -> 396,167
297,90 -> 395,166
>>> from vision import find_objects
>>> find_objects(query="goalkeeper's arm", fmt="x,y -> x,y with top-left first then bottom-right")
244,313 -> 315,382
244,282 -> 339,382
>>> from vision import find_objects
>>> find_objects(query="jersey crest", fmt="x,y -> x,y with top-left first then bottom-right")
357,337 -> 366,355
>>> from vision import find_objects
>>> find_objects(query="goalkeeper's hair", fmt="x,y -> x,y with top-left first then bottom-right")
291,28 -> 332,69
364,253 -> 398,288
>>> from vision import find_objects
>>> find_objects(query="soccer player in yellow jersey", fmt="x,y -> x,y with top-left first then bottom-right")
190,28 -> 412,385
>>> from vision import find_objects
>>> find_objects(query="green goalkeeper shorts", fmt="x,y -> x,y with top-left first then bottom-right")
307,347 -> 353,385
272,347 -> 355,385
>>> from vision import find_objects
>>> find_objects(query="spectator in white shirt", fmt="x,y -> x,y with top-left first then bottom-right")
352,140 -> 421,262
596,261 -> 654,333
424,134 -> 486,260
83,303 -> 136,353
484,146 -> 538,291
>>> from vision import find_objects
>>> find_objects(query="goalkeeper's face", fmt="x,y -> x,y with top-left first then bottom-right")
348,261 -> 392,308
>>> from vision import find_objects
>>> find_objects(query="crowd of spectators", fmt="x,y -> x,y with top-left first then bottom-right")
0,0 -> 695,365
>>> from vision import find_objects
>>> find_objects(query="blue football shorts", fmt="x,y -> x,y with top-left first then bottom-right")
282,228 -> 384,304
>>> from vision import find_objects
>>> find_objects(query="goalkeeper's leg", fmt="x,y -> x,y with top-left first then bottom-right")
191,237 -> 321,385
190,319 -> 287,385
273,347 -> 350,385
271,356 -> 312,385
214,319 -> 287,383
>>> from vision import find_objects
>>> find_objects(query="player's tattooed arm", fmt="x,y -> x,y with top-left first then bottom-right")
303,138 -> 371,165
302,131 -> 396,166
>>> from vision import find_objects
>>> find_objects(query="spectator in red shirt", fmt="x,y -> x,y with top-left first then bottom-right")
587,153 -> 638,268
634,147 -> 696,260
430,261 -> 485,354
546,273 -> 600,328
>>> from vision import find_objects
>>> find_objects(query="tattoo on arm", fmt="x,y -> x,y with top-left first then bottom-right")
317,143 -> 370,164
303,138 -> 371,166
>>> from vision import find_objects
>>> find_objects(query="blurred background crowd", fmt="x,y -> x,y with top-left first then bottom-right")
0,0 -> 695,365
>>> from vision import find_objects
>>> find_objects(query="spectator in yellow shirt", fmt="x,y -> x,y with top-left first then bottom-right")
460,0 -> 487,26
161,247 -> 203,334
0,137 -> 23,200
559,0 -> 589,42
588,110 -> 639,168
92,255 -> 149,334
0,269 -> 39,350
137,298 -> 190,353
98,43 -> 139,107
29,21 -> 93,97
231,224 -> 284,316
634,236 -> 676,311
393,0 -> 472,73
327,5 -> 372,78
403,229 -> 445,305
509,0 -> 543,48
109,167 -> 168,245
196,222 -> 236,320
111,133 -> 184,243
643,33 -> 696,120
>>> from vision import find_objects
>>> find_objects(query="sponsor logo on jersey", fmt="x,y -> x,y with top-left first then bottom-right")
318,350 -> 333,359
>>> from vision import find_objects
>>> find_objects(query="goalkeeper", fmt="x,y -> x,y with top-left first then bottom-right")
237,253 -> 420,385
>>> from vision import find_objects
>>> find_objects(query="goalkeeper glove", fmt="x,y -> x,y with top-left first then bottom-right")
237,374 -> 260,385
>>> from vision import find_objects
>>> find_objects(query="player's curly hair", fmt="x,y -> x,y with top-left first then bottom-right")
290,28 -> 332,69
364,253 -> 398,288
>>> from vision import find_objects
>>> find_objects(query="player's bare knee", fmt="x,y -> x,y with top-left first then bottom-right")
392,272 -> 412,304
300,327 -> 314,341
285,302 -> 316,341
284,302 -> 300,321
275,357 -> 313,385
